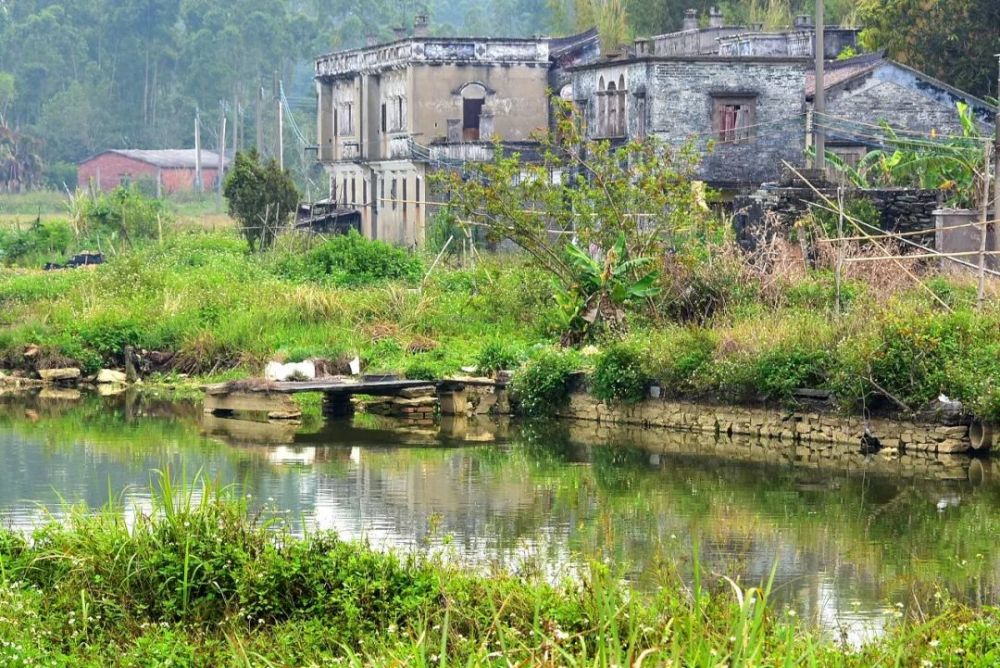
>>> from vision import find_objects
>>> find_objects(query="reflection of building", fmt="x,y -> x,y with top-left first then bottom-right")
314,17 -> 598,245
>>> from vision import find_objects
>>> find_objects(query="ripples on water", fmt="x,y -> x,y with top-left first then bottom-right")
0,391 -> 997,647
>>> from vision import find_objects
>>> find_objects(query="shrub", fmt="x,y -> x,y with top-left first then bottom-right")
645,327 -> 717,392
277,231 -> 424,287
223,149 -> 299,251
475,340 -> 523,376
0,218 -> 74,266
512,349 -> 577,416
591,344 -> 648,405
75,185 -> 168,244
403,356 -> 443,380
753,346 -> 830,401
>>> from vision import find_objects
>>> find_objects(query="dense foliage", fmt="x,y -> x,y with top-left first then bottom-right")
590,343 -> 648,404
223,150 -> 299,250
0,480 -> 998,665
276,231 -> 425,286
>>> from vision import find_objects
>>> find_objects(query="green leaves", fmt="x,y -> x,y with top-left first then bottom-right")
223,149 -> 299,251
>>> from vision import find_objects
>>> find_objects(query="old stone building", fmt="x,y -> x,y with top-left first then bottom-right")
314,18 -> 598,245
571,55 -> 809,189
806,52 -> 995,168
570,9 -> 994,191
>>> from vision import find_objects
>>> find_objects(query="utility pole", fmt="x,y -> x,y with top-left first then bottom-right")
256,85 -> 264,154
993,54 -> 999,227
273,71 -> 279,163
814,0 -> 825,173
277,81 -> 285,171
194,107 -> 202,193
217,103 -> 227,202
232,95 -> 240,156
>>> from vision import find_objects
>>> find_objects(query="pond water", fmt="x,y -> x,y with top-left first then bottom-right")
1,391 -> 998,647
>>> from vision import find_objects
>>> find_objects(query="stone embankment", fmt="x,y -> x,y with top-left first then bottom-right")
555,393 -> 975,454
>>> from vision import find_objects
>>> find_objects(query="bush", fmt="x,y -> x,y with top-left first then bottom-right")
644,327 -> 717,392
403,356 -> 443,380
276,231 -> 424,287
0,218 -> 74,266
223,149 -> 299,251
75,185 -> 168,245
475,340 -> 523,376
591,344 -> 648,405
512,349 -> 577,416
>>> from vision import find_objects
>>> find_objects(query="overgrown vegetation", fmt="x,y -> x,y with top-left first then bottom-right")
0,478 -> 996,666
591,344 -> 648,405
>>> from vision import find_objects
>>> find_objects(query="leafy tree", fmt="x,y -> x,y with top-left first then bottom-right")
858,0 -> 1000,100
223,149 -> 299,251
438,98 -> 704,341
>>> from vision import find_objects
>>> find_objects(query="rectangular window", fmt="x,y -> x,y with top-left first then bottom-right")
713,96 -> 756,143
463,98 -> 484,141
381,103 -> 387,133
391,178 -> 397,210
402,178 -> 407,216
351,178 -> 356,205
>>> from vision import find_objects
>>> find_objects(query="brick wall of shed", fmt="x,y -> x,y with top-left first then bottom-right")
78,154 -> 218,194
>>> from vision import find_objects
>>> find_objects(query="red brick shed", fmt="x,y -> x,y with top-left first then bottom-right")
77,149 -> 228,195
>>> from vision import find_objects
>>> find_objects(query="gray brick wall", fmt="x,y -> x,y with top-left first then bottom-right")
649,60 -> 807,188
825,65 -> 993,138
573,59 -> 808,189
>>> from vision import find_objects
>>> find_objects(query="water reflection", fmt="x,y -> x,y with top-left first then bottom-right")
0,391 -> 998,647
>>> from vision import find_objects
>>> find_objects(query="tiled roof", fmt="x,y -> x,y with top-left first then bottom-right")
806,51 -> 885,97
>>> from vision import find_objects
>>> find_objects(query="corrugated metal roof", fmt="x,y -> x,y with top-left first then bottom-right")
84,149 -> 228,169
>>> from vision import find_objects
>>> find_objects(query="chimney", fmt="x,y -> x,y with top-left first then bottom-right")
392,26 -> 406,40
366,31 -> 378,46
708,7 -> 724,28
414,14 -> 429,37
793,14 -> 813,29
682,9 -> 699,30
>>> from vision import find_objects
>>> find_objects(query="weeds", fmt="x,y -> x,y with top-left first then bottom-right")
0,481 -> 992,665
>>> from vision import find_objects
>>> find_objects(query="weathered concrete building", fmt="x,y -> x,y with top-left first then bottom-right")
314,20 -> 598,245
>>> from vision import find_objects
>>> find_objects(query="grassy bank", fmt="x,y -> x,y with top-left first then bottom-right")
0,480 -> 997,666
3,226 -> 1000,422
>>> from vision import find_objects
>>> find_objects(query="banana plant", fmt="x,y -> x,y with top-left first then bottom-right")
555,232 -> 660,344
819,102 -> 987,208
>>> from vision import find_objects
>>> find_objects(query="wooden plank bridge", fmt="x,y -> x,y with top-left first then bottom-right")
203,376 -> 506,419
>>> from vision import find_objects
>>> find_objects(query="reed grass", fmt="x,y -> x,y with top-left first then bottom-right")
0,474 -> 996,666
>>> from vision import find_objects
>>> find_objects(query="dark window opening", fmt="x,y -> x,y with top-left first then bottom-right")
403,179 -> 407,216
351,178 -> 356,205
381,103 -> 387,133
463,98 -> 484,141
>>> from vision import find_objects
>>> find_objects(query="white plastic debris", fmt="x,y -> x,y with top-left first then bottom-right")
264,360 -> 316,382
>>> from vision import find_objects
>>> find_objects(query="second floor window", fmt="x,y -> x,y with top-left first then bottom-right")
713,96 -> 756,143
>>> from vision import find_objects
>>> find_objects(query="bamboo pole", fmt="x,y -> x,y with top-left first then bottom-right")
782,161 -> 952,312
978,142 -> 992,308
835,186 -> 844,316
